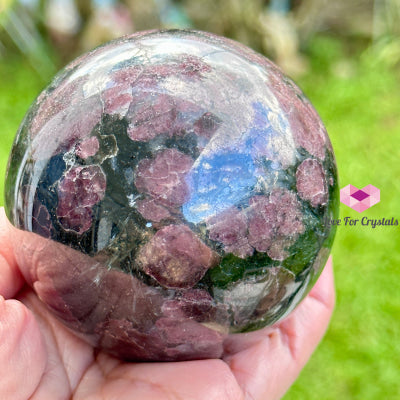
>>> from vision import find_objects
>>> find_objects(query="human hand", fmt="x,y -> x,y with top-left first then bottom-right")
0,207 -> 334,400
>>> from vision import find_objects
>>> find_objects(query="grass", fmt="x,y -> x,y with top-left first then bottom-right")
0,56 -> 50,204
1,35 -> 399,399
283,36 -> 400,399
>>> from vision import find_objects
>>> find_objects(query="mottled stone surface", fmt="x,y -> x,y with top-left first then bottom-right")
137,224 -> 218,289
5,29 -> 339,361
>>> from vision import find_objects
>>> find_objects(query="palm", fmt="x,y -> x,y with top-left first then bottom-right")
1,208 -> 334,400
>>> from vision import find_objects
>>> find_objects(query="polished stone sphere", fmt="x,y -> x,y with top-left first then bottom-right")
5,30 -> 338,361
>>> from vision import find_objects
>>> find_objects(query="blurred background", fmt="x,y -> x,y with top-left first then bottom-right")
1,0 -> 399,398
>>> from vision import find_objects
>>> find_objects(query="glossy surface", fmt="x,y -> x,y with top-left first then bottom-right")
5,30 -> 339,361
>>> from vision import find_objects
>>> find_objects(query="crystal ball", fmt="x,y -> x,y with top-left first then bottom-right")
5,30 -> 339,361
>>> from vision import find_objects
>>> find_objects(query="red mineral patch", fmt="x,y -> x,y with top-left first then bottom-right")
57,165 -> 106,234
207,207 -> 253,258
76,136 -> 100,159
127,93 -> 177,141
296,158 -> 328,207
136,198 -> 171,222
137,224 -> 219,288
247,189 -> 304,260
135,148 -> 193,206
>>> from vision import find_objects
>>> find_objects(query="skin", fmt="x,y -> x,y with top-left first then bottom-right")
0,207 -> 335,400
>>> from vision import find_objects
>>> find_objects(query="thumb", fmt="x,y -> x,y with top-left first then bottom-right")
0,295 -> 47,400
0,207 -> 24,298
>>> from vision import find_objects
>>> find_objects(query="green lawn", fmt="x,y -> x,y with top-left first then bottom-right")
0,56 -> 49,204
284,37 -> 400,399
1,36 -> 399,399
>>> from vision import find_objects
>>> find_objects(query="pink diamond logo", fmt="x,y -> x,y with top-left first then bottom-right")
340,184 -> 380,213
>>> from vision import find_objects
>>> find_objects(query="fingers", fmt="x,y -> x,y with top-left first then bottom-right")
276,256 -> 335,367
308,255 -> 336,310
224,256 -> 335,400
0,209 -> 48,398
0,208 -> 24,298
0,295 -> 47,400
75,357 -> 244,400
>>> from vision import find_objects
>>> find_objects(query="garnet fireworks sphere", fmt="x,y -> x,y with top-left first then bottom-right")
5,30 -> 339,361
